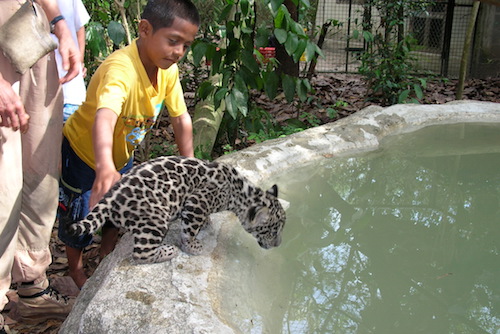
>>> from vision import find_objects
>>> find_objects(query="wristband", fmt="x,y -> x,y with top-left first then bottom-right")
50,15 -> 65,33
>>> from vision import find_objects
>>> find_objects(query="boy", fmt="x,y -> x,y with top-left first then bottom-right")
58,0 -> 200,289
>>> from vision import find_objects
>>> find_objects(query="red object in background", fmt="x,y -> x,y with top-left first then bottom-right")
259,47 -> 276,59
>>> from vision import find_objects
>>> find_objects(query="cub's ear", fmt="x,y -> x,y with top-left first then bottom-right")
266,184 -> 278,197
248,206 -> 270,226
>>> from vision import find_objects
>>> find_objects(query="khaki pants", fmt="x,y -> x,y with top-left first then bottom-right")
0,0 -> 63,311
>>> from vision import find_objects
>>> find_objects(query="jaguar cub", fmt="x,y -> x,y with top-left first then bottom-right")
68,156 -> 286,264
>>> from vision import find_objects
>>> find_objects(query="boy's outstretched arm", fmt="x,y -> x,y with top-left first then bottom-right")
171,112 -> 194,157
90,108 -> 121,209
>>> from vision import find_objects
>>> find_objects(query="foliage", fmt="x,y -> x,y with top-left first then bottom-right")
80,0 -> 326,158
356,0 -> 431,106
190,0 -> 323,151
82,0 -> 136,79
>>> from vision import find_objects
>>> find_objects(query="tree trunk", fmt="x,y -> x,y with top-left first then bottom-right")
456,1 -> 480,99
276,0 -> 299,77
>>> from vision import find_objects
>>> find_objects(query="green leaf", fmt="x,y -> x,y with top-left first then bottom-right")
418,77 -> 427,89
274,28 -> 288,44
197,81 -> 214,100
269,0 -> 285,13
284,32 -> 299,55
305,41 -> 316,62
413,83 -> 423,99
240,0 -> 250,16
294,40 -> 307,62
264,71 -> 279,99
214,87 -> 228,110
191,41 -> 207,67
219,4 -> 233,21
296,79 -> 309,102
238,66 -> 259,89
225,93 -> 237,119
398,89 -> 410,103
242,50 -> 259,74
107,21 -> 125,46
363,30 -> 374,42
282,74 -> 296,103
274,6 -> 285,27
228,73 -> 248,117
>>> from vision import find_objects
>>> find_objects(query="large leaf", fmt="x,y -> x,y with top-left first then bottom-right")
197,81 -> 214,100
264,71 -> 279,99
214,87 -> 228,110
242,49 -> 259,74
284,32 -> 299,55
191,41 -> 208,67
269,0 -> 285,14
219,4 -> 233,21
282,74 -> 296,102
225,93 -> 237,119
240,0 -> 250,16
274,28 -> 288,44
107,21 -> 125,46
238,66 -> 259,89
296,79 -> 309,102
233,73 -> 249,116
292,39 -> 307,62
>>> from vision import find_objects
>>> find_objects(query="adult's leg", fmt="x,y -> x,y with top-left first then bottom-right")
0,0 -> 25,315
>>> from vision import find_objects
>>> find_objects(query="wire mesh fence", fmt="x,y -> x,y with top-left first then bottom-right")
311,0 -> 499,78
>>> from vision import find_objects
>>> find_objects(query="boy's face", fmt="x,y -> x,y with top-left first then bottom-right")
139,17 -> 198,71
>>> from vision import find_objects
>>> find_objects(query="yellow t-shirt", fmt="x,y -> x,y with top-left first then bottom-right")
63,39 -> 187,170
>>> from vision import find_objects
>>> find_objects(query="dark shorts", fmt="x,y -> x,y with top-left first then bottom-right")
58,137 -> 133,249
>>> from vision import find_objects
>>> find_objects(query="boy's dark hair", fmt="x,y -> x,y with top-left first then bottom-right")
142,0 -> 200,31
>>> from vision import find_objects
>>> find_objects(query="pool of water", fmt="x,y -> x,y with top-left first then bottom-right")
216,123 -> 500,333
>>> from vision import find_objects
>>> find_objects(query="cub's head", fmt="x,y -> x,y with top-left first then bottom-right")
245,185 -> 286,249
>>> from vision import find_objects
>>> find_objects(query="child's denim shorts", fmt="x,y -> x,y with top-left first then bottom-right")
63,103 -> 80,123
58,137 -> 133,249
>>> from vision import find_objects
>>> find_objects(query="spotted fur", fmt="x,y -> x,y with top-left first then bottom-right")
68,156 -> 286,263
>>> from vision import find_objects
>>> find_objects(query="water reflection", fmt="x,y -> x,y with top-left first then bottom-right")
218,124 -> 500,334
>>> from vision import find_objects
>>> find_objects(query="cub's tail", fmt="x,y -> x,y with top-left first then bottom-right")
67,205 -> 107,237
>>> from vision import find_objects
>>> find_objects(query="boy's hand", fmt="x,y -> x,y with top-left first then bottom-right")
89,169 -> 121,209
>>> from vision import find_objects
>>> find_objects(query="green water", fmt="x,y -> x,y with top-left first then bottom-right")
217,123 -> 500,334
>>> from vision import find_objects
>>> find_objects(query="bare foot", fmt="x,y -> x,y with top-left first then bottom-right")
69,267 -> 87,289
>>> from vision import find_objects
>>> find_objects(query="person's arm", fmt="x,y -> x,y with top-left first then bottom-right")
76,26 -> 87,77
170,112 -> 194,157
89,108 -> 121,209
37,0 -> 81,83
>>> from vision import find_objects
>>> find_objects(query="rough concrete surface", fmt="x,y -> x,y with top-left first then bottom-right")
59,101 -> 500,333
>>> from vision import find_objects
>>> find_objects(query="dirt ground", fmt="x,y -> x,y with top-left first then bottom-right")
3,74 -> 499,334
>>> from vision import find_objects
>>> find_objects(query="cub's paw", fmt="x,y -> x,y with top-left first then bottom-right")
154,244 -> 179,262
132,244 -> 179,264
181,238 -> 203,256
